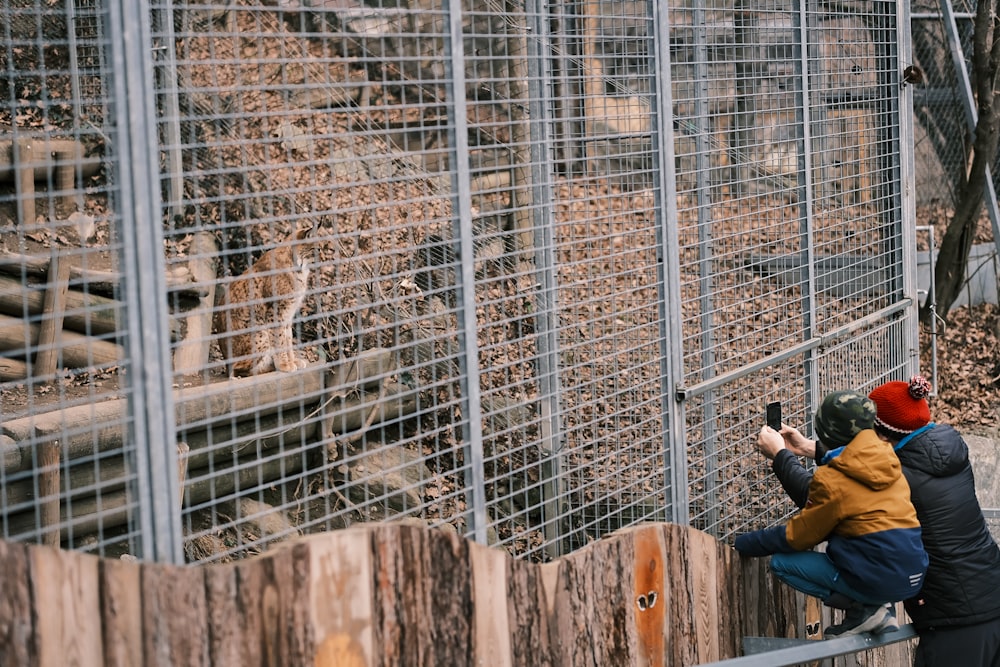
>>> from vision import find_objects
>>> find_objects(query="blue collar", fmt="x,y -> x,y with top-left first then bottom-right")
820,445 -> 845,466
893,423 -> 935,451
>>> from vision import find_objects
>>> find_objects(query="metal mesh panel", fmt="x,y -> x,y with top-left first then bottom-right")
671,0 -> 913,541
0,0 -> 145,556
911,0 -> 975,207
1,0 -> 915,564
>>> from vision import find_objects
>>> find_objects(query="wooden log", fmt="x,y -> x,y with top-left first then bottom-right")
2,366 -> 326,474
329,347 -> 395,392
99,556 -> 143,667
140,560 -> 210,667
633,524 -> 666,666
33,250 -> 72,376
369,523 -> 476,666
15,139 -> 35,225
202,564 -> 243,665
173,365 -> 327,431
178,410 -> 317,473
0,356 -> 26,382
176,442 -> 190,509
1,390 -> 132,468
183,448 -> 308,512
6,448 -> 309,541
221,540 -> 312,666
0,368 -> 412,477
690,524 -> 721,664
0,435 -> 19,473
0,539 -> 38,665
548,521 -> 637,664
470,530 -> 514,667
321,381 -> 417,439
0,251 -> 208,302
18,382 -> 418,542
4,489 -> 130,543
176,377 -> 414,470
172,232 -> 218,374
0,313 -> 123,368
3,455 -> 127,510
307,527 -> 374,667
505,543 -> 558,664
30,539 -> 103,666
38,440 -> 61,549
0,136 -> 102,180
3,380 -> 422,544
662,523 -> 697,665
0,275 -> 121,337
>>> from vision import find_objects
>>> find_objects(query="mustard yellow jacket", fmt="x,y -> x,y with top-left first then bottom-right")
736,429 -> 928,601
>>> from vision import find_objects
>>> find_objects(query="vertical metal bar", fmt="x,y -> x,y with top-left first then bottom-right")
692,3 -> 719,532
524,0 -> 566,558
650,0 -> 687,524
898,0 -> 922,375
794,0 -> 820,408
152,2 -> 184,224
550,3 -> 580,177
939,0 -> 1000,252
106,0 -> 181,563
443,0 -> 488,545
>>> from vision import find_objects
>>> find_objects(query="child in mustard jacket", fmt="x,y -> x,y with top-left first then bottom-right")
734,390 -> 929,638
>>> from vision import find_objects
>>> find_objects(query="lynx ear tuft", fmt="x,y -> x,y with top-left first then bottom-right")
294,224 -> 316,241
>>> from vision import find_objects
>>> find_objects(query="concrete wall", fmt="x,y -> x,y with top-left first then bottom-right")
917,243 -> 999,308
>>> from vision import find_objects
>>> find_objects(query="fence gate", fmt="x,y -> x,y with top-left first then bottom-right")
0,0 -> 916,565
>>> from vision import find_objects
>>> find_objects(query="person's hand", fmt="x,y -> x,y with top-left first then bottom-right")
757,425 -> 785,460
780,425 -> 816,458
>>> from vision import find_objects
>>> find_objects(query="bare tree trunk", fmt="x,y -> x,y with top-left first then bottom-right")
924,0 -> 1000,322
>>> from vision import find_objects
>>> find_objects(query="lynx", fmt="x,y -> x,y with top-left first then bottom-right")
213,226 -> 316,377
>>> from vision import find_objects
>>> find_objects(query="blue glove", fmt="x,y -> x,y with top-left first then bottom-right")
734,525 -> 793,557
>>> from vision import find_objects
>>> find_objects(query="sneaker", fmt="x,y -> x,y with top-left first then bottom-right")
872,603 -> 899,634
823,604 -> 891,638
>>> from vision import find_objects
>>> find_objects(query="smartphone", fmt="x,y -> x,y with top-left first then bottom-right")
766,401 -> 782,431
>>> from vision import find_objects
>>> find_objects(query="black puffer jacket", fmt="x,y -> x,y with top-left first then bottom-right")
895,424 -> 1000,630
768,424 -> 1000,629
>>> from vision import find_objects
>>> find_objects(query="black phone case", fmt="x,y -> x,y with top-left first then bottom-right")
766,402 -> 782,430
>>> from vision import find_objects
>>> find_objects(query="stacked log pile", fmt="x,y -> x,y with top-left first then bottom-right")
0,250 -> 205,381
0,349 -> 417,548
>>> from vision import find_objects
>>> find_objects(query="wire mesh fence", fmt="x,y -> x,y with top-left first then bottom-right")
1,0 -> 926,565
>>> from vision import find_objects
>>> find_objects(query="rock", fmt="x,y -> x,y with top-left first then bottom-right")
345,445 -> 429,515
238,498 -> 299,541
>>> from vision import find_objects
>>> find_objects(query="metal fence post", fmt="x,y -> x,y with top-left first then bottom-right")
106,0 -> 182,563
650,0 -> 687,524
444,0 -> 489,545
900,0 -> 922,373
524,0 -> 566,559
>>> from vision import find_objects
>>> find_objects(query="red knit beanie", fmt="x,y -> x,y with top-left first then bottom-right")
868,375 -> 932,438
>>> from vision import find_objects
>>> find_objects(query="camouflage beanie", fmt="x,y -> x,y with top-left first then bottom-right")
813,390 -> 877,448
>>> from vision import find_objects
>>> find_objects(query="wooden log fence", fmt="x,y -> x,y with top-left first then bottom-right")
0,521 -> 915,666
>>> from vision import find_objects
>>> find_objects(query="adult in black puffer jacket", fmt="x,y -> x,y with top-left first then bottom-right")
759,376 -> 1000,666
869,377 -> 1000,666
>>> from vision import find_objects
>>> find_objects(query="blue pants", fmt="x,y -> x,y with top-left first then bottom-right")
769,551 -> 888,606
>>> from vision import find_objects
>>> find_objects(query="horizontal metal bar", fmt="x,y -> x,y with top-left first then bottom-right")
699,625 -> 918,667
676,299 -> 914,401
912,11 -> 974,19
